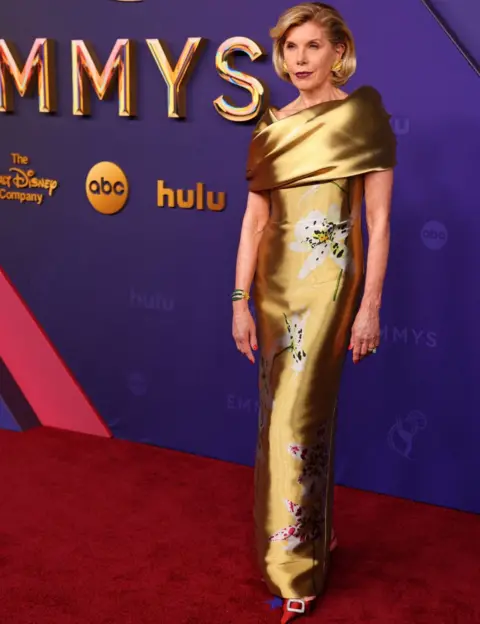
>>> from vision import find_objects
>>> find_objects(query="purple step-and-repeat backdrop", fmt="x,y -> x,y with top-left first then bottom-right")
0,0 -> 479,513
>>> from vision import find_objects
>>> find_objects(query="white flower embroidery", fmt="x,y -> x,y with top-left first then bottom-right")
281,311 -> 310,373
290,204 -> 351,279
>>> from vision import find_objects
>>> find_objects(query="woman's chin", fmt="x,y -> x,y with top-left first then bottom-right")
293,81 -> 318,92
291,77 -> 320,91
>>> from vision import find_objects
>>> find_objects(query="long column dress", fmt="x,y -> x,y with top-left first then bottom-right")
246,86 -> 397,599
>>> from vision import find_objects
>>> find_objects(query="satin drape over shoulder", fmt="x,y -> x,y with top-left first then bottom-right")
246,86 -> 396,192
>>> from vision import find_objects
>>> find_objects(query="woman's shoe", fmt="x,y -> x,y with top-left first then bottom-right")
280,597 -> 316,623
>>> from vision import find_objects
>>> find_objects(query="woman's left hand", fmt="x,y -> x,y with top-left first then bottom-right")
349,304 -> 380,364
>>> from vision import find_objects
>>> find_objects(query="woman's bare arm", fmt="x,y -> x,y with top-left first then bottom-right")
232,190 -> 270,363
350,169 -> 394,363
362,169 -> 394,309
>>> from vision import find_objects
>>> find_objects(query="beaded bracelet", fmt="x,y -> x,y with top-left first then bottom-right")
231,288 -> 250,302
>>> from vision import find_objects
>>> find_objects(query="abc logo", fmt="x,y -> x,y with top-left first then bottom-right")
421,220 -> 448,250
86,162 -> 128,214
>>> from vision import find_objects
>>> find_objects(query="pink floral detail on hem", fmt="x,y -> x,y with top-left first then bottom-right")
268,424 -> 330,550
269,499 -> 326,551
288,423 -> 329,496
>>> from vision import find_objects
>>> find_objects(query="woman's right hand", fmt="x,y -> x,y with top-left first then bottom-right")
232,302 -> 258,364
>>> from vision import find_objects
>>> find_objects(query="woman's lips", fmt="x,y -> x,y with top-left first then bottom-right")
295,72 -> 312,79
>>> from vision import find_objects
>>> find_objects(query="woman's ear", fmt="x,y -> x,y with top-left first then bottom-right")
335,43 -> 346,60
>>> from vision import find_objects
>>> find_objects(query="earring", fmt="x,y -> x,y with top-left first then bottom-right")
331,60 -> 342,73
283,61 -> 288,73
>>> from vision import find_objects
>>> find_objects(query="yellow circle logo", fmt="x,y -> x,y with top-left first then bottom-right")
86,162 -> 129,214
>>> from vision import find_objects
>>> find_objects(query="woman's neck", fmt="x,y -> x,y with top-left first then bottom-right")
297,84 -> 343,109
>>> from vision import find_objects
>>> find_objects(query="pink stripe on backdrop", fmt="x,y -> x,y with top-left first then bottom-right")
0,269 -> 111,437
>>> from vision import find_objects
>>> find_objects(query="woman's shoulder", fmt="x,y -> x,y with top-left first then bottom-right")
349,85 -> 391,119
250,109 -> 271,135
350,85 -> 387,107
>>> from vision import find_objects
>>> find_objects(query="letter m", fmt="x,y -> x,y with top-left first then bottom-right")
71,39 -> 136,116
0,39 -> 56,113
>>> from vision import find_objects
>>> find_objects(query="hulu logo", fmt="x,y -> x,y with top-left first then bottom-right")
157,180 -> 226,211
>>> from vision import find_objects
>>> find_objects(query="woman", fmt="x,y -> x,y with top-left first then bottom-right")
232,3 -> 396,622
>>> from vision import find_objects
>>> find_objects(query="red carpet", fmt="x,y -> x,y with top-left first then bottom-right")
0,427 -> 478,624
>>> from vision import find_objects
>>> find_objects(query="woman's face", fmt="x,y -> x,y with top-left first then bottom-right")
283,20 -> 343,91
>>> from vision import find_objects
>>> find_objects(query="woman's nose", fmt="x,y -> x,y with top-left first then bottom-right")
296,52 -> 307,65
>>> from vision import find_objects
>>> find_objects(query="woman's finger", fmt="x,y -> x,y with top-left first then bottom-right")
244,344 -> 255,363
352,339 -> 362,363
250,327 -> 258,353
348,331 -> 355,352
238,336 -> 255,364
235,336 -> 245,351
360,340 -> 368,357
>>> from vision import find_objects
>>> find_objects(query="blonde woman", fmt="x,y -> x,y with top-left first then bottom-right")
232,2 -> 396,621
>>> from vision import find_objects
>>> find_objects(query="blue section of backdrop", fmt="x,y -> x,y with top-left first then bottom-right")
0,396 -> 20,431
425,0 -> 480,67
0,0 -> 479,513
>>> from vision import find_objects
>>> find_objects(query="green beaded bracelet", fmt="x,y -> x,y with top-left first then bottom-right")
231,289 -> 250,301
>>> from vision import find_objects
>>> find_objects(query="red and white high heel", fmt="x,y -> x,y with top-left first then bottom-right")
280,597 -> 316,623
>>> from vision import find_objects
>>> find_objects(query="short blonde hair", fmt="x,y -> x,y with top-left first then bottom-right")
270,3 -> 356,87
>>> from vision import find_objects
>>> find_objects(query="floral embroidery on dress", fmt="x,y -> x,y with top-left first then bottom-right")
256,352 -> 275,464
290,204 -> 351,279
269,425 -> 330,550
288,423 -> 329,496
281,311 -> 309,373
269,499 -> 327,551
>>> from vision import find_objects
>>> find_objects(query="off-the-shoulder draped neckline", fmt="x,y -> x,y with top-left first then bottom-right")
246,85 -> 397,192
267,86 -> 365,124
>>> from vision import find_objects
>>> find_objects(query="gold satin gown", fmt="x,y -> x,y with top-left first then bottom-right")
246,86 -> 397,599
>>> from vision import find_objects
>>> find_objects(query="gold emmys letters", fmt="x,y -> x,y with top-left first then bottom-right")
146,38 -> 205,119
0,38 -> 56,113
0,37 -> 268,122
71,39 -> 136,116
214,37 -> 268,122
